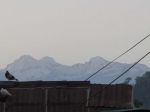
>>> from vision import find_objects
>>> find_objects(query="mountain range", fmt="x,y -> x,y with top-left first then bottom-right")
0,55 -> 149,84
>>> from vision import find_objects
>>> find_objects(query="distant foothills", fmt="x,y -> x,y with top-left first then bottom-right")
0,55 -> 149,84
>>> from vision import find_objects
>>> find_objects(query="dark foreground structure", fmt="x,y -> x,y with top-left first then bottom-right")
0,81 -> 133,112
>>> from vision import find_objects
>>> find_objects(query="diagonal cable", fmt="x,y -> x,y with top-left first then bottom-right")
70,51 -> 150,112
38,34 -> 150,112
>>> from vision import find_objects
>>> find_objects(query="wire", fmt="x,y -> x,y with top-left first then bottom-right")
38,34 -> 150,112
54,34 -> 150,100
84,34 -> 150,82
69,51 -> 150,112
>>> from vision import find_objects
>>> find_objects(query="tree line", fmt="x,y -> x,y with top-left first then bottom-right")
133,71 -> 150,108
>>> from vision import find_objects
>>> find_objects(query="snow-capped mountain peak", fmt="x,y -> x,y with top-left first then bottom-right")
89,56 -> 108,64
18,55 -> 37,61
39,56 -> 58,65
0,55 -> 149,84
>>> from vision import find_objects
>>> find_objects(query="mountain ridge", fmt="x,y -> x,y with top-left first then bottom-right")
0,55 -> 149,84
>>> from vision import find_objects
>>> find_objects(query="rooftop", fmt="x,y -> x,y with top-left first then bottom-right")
0,81 -> 133,112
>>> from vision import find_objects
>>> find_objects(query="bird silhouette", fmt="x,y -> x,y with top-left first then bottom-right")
0,88 -> 11,96
5,71 -> 18,81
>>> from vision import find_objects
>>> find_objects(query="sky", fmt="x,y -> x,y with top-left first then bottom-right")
0,0 -> 150,69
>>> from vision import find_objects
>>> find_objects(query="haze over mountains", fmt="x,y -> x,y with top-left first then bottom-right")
0,55 -> 149,84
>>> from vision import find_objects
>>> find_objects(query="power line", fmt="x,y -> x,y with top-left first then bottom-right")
84,34 -> 150,82
38,34 -> 150,112
70,51 -> 150,112
55,34 -> 150,100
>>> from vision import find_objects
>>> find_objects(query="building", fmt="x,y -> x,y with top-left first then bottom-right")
0,81 -> 133,112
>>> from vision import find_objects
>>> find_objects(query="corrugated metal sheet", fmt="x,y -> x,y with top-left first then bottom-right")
0,81 -> 14,88
88,84 -> 133,109
87,107 -> 117,112
47,88 -> 88,112
2,88 -> 89,112
5,88 -> 46,112
0,81 -> 133,112
0,100 -> 3,112
102,108 -> 150,112
12,81 -> 90,88
42,81 -> 90,88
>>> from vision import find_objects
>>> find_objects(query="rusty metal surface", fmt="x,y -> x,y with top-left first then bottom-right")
87,107 -> 118,112
5,88 -> 46,112
0,102 -> 3,112
47,88 -> 88,112
10,81 -> 90,88
0,81 -> 133,112
0,81 -> 14,88
88,84 -> 133,109
42,81 -> 90,88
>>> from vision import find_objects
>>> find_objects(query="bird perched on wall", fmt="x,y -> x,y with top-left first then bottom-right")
5,71 -> 18,81
0,88 -> 11,96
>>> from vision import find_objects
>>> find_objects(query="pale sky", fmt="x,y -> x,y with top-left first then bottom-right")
0,0 -> 150,69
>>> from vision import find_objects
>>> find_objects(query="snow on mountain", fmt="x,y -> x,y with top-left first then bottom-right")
0,55 -> 150,84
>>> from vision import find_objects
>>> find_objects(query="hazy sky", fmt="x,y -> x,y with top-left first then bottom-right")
0,0 -> 150,68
